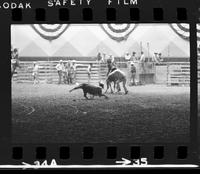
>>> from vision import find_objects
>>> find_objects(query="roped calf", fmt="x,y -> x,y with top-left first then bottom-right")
70,83 -> 108,99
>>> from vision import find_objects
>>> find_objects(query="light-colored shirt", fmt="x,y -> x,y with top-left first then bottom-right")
87,65 -> 92,74
130,55 -> 136,62
140,54 -> 145,62
56,63 -> 64,71
125,54 -> 131,60
33,65 -> 40,72
152,55 -> 159,62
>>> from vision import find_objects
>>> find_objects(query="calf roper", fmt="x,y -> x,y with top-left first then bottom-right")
105,69 -> 128,94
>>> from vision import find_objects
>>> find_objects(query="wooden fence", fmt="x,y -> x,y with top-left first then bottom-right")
166,62 -> 190,86
13,61 -> 191,86
13,61 -> 108,84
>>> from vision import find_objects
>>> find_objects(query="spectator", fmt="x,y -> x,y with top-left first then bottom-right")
63,61 -> 68,84
101,53 -> 107,63
130,52 -> 136,62
139,51 -> 145,62
97,52 -> 102,62
130,62 -> 136,86
125,52 -> 131,61
32,62 -> 42,85
152,53 -> 159,63
87,63 -> 92,84
56,60 -> 64,84
11,48 -> 20,67
71,60 -> 77,83
67,61 -> 75,85
158,53 -> 163,62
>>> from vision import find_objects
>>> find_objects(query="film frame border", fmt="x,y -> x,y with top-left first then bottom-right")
0,0 -> 199,168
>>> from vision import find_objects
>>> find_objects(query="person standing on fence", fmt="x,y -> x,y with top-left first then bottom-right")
130,62 -> 136,86
56,60 -> 64,84
32,62 -> 42,85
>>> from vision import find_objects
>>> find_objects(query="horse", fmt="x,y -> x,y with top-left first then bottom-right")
105,69 -> 128,94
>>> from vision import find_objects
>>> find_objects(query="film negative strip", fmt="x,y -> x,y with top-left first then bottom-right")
0,0 -> 199,170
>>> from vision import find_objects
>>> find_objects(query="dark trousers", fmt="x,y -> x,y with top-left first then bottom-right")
58,70 -> 62,84
63,72 -> 67,84
67,73 -> 73,84
130,72 -> 136,85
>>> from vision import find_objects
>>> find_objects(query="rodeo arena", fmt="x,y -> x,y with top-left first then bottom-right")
11,24 -> 192,143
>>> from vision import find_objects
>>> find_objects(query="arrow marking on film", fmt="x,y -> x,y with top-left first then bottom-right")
115,158 -> 131,165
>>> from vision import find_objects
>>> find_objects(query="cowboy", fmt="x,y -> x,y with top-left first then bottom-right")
158,53 -> 163,62
63,61 -> 68,84
87,63 -> 92,84
105,69 -> 128,94
130,52 -> 137,62
152,53 -> 159,63
139,51 -> 145,62
11,48 -> 20,66
56,60 -> 64,84
97,52 -> 102,62
130,62 -> 136,86
71,60 -> 77,83
11,48 -> 21,77
125,52 -> 131,61
67,60 -> 76,85
32,61 -> 42,84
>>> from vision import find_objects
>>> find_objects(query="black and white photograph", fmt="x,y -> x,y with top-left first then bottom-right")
11,23 -> 190,143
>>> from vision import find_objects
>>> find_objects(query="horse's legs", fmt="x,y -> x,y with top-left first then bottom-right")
110,83 -> 114,93
117,82 -> 121,92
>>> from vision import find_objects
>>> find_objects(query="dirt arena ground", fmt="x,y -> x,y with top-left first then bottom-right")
12,82 -> 190,143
